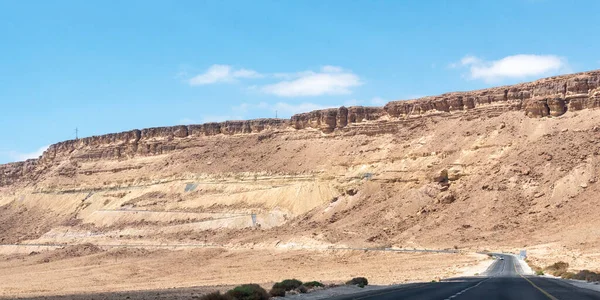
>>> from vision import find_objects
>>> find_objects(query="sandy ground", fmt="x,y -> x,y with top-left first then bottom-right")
0,247 -> 487,298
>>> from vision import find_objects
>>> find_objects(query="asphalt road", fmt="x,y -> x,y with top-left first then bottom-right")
332,254 -> 600,300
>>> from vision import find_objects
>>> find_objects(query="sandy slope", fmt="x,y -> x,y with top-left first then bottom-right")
2,101 -> 600,296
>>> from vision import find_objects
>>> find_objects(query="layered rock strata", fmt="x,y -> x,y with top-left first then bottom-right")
2,70 -> 600,187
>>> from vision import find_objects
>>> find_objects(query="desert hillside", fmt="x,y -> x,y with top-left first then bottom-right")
1,70 -> 600,297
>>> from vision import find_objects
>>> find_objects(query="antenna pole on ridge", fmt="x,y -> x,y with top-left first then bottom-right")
75,128 -> 78,140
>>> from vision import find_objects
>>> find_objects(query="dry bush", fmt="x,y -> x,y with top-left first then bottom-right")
199,291 -> 232,300
568,270 -> 600,282
544,261 -> 569,277
346,277 -> 369,287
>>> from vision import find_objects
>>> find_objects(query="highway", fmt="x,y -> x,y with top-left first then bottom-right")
332,254 -> 600,300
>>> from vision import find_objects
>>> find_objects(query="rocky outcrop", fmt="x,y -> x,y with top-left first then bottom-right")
0,160 -> 39,187
3,70 -> 600,187
39,119 -> 290,163
290,106 -> 385,133
385,70 -> 600,118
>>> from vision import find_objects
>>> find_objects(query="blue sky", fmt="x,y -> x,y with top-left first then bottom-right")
1,0 -> 599,163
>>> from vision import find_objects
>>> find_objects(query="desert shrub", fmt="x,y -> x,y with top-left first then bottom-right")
572,270 -> 600,282
272,279 -> 303,291
544,261 -> 569,276
268,287 -> 286,297
527,261 -> 543,276
226,284 -> 269,300
303,281 -> 324,288
561,272 -> 576,279
200,292 -> 233,300
346,277 -> 369,286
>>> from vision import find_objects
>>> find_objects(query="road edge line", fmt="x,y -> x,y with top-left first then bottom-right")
514,260 -> 559,300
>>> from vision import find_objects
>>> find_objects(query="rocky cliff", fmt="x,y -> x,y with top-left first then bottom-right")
384,70 -> 600,118
2,70 -> 600,187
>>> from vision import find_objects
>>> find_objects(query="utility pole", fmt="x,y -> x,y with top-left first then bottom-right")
275,110 -> 278,118
75,128 -> 78,140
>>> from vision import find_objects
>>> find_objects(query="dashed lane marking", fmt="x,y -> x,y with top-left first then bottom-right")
346,283 -> 426,299
442,278 -> 491,300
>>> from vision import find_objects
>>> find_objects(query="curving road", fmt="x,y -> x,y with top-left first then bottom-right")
332,254 -> 600,300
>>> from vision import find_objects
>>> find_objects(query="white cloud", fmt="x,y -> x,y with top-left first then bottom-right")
272,71 -> 315,80
232,68 -> 263,79
451,54 -> 569,83
188,65 -> 263,86
4,145 -> 49,162
261,66 -> 362,97
188,65 -> 363,97
460,55 -> 481,66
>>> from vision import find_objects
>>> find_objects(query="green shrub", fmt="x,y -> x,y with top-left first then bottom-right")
226,284 -> 269,300
535,270 -> 544,276
268,287 -> 286,297
346,277 -> 369,286
200,292 -> 233,300
303,281 -> 324,288
273,279 -> 303,291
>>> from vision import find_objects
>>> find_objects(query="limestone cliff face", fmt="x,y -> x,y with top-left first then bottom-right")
40,119 -> 290,163
290,106 -> 385,133
0,160 -> 38,187
384,71 -> 600,118
2,70 -> 600,187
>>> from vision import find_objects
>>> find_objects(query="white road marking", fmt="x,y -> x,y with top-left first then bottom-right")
443,278 -> 491,300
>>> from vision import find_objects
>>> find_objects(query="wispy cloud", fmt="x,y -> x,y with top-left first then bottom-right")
3,145 -> 49,162
450,54 -> 569,83
261,66 -> 362,97
187,65 -> 362,97
188,64 -> 263,86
